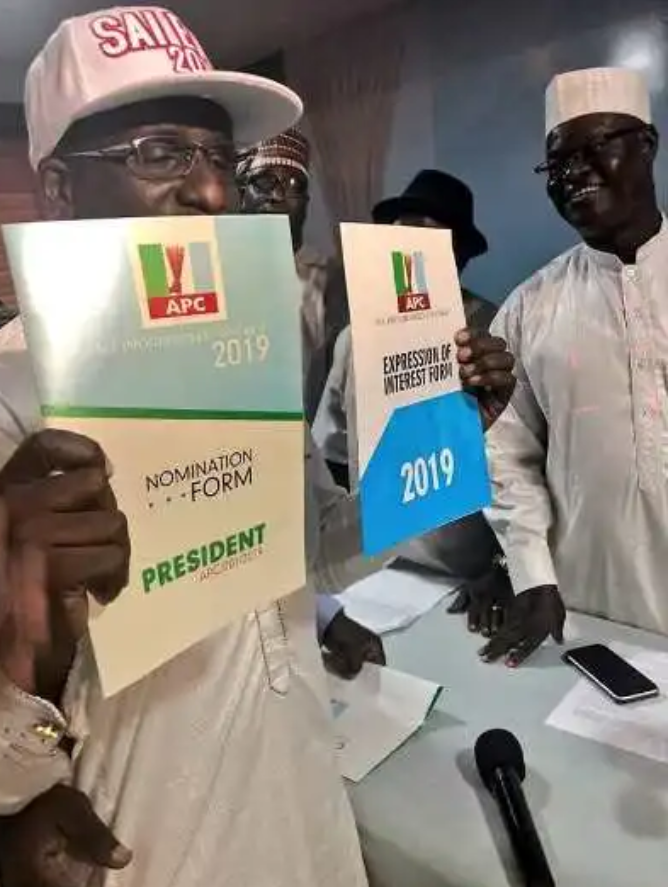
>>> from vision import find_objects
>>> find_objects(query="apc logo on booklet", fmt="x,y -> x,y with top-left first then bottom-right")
136,240 -> 224,323
392,250 -> 431,314
129,219 -> 227,330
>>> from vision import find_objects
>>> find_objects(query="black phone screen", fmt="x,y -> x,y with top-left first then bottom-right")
563,644 -> 658,700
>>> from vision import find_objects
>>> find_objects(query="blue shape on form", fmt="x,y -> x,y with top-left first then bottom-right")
359,391 -> 491,556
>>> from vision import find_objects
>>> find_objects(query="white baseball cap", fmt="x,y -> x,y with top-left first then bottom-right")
25,5 -> 303,169
545,67 -> 651,136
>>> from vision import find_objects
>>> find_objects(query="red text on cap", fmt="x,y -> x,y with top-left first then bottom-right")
90,8 -> 212,74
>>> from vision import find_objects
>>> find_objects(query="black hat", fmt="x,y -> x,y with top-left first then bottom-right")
372,169 -> 488,260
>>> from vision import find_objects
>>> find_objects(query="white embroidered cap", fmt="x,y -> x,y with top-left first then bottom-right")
545,67 -> 651,136
237,128 -> 311,180
25,5 -> 303,169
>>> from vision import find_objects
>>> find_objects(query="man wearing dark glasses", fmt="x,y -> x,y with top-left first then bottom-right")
237,133 -> 386,678
0,10 -> 516,886
238,131 -> 347,420
0,8 -> 372,887
238,129 -> 311,250
483,66 -> 668,666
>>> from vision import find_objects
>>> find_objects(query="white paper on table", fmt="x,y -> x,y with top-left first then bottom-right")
547,643 -> 668,764
338,566 -> 462,635
328,663 -> 443,782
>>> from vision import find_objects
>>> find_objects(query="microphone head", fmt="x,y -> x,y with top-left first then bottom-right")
474,729 -> 526,790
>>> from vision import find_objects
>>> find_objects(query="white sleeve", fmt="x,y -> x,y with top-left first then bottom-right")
0,672 -> 73,814
305,429 -> 388,593
343,334 -> 359,490
311,326 -> 351,466
0,328 -> 94,812
484,293 -> 558,592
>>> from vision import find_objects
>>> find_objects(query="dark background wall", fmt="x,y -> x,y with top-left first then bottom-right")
298,0 -> 668,303
3,1 -> 668,307
0,104 -> 37,307
0,104 -> 25,137
428,0 -> 668,301
242,52 -> 286,82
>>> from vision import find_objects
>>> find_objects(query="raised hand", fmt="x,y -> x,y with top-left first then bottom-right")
0,784 -> 132,887
479,585 -> 566,667
0,430 -> 129,700
455,329 -> 516,430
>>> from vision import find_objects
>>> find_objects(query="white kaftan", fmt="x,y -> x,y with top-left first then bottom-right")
0,318 -> 368,887
486,221 -> 668,635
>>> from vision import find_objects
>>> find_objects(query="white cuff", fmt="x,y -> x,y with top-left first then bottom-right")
0,672 -> 73,814
507,540 -> 558,593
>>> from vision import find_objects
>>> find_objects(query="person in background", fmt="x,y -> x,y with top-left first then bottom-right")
314,170 -> 499,487
483,66 -> 668,667
373,169 -> 498,328
313,170 -> 513,635
238,130 -> 348,421
238,131 -> 385,678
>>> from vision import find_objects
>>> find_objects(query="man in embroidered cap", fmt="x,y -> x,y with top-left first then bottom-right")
238,132 -> 386,678
238,128 -> 311,249
481,66 -> 668,666
238,129 -> 348,423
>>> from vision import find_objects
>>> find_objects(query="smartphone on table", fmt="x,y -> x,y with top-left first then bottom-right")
562,643 -> 659,704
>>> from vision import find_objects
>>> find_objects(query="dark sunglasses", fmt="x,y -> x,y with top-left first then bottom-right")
534,124 -> 648,182
61,134 -> 238,181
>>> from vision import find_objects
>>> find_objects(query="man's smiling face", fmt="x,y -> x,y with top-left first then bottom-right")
543,111 -> 657,242
39,97 -> 238,222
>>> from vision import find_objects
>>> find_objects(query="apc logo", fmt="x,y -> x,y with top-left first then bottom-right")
392,250 -> 431,313
136,240 -> 225,326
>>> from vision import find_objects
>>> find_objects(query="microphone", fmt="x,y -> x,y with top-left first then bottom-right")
474,729 -> 555,887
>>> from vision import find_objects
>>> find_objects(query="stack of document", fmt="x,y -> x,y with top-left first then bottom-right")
328,663 -> 442,782
338,565 -> 462,635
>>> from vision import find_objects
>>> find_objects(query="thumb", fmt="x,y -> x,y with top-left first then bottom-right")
0,540 -> 51,693
551,614 -> 565,645
367,640 -> 386,667
323,649 -> 356,680
57,788 -> 132,870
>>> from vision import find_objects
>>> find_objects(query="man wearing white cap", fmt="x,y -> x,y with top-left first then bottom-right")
0,7 -> 517,887
0,7 -> 370,887
480,67 -> 668,666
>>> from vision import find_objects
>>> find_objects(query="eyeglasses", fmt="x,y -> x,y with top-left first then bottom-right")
534,125 -> 647,182
61,135 -> 238,181
243,170 -> 309,198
